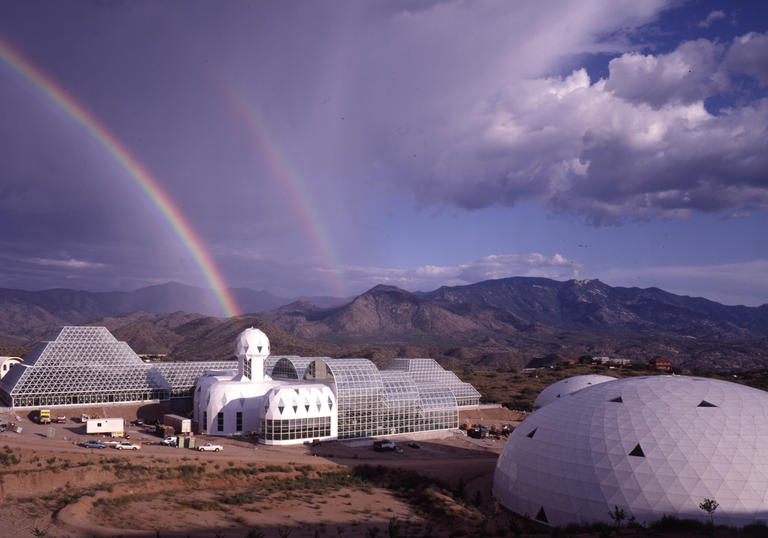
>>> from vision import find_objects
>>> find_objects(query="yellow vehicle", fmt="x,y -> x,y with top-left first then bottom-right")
38,409 -> 51,424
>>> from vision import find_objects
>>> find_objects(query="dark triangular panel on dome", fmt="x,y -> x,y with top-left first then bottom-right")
527,428 -> 537,439
535,507 -> 548,523
698,400 -> 717,407
609,396 -> 623,403
629,444 -> 645,457
556,394 -> 560,398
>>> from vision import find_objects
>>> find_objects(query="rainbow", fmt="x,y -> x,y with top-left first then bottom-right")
224,86 -> 347,298
0,35 -> 241,318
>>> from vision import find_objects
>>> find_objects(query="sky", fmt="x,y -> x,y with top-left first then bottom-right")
0,0 -> 767,313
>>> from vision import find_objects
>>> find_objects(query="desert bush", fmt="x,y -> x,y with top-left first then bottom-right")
649,515 -> 706,532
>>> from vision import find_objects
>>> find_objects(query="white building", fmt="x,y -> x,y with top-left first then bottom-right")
494,375 -> 768,528
193,327 -> 338,444
193,327 -> 476,444
0,357 -> 22,379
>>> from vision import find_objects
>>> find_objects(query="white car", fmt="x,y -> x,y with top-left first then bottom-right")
115,441 -> 141,450
197,442 -> 223,452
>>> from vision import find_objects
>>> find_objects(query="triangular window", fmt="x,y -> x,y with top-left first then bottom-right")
609,396 -> 623,403
556,394 -> 560,398
328,397 -> 333,411
526,428 -> 537,439
257,346 -> 262,353
535,507 -> 548,523
629,444 -> 645,457
292,404 -> 298,413
698,400 -> 717,407
305,403 -> 310,412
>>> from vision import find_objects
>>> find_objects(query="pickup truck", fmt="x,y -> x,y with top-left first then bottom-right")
197,442 -> 223,452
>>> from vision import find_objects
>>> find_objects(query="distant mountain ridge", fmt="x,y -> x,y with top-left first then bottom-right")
2,277 -> 768,371
259,278 -> 768,343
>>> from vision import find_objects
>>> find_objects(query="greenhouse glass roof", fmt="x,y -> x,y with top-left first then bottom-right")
383,358 -> 480,406
265,356 -> 315,380
0,327 -> 240,407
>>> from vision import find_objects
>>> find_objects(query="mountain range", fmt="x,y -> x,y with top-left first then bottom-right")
1,278 -> 767,371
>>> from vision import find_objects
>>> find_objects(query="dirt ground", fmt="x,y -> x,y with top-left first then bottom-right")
0,405 -> 507,537
0,405 -> 755,538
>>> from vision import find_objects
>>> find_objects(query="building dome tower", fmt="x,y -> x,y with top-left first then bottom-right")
234,328 -> 270,381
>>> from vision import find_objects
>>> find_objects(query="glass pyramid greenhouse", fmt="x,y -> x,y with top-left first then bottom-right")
0,327 -> 235,407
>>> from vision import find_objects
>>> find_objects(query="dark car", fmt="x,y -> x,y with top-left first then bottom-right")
81,440 -> 107,449
131,419 -> 145,426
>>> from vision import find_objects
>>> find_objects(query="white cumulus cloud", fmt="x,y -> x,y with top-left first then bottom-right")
26,257 -> 108,270
386,34 -> 768,224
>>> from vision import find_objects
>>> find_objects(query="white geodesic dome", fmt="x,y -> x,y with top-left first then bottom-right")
235,327 -> 270,359
533,374 -> 617,409
493,376 -> 768,528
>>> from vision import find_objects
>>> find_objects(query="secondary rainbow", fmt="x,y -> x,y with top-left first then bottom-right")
225,86 -> 347,298
0,35 -> 241,317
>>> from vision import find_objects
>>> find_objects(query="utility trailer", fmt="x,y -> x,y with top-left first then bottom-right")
163,414 -> 191,434
86,418 -> 124,437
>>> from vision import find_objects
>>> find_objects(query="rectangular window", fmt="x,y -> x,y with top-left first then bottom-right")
217,412 -> 224,432
203,411 -> 207,431
236,411 -> 243,431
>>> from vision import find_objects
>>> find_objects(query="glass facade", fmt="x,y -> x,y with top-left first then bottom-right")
261,416 -> 331,441
305,358 -> 385,439
265,356 -> 315,380
2,326 -> 477,445
384,358 -> 481,406
0,327 -> 238,407
268,356 -> 467,440
155,361 -> 236,398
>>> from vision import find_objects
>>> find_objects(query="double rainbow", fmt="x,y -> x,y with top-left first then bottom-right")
0,35 -> 241,317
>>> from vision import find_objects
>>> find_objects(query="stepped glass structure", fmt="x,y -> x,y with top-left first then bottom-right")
0,327 -> 234,407
267,355 -> 475,440
1,325 -> 481,446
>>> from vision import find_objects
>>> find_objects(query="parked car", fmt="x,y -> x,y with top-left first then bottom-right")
115,441 -> 141,450
55,416 -> 67,423
131,419 -> 145,426
373,440 -> 396,451
197,442 -> 223,452
161,436 -> 178,447
467,425 -> 488,439
81,440 -> 107,449
407,442 -> 421,449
